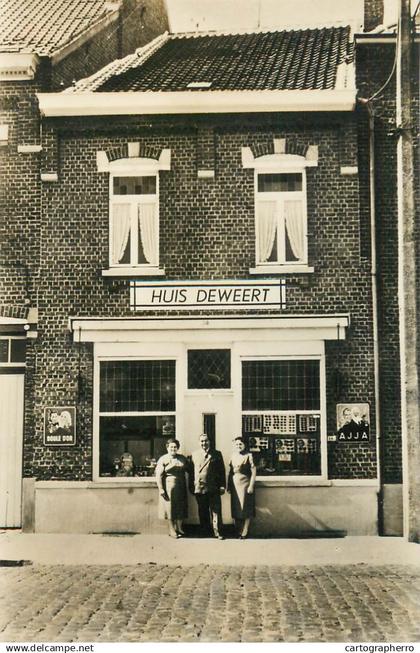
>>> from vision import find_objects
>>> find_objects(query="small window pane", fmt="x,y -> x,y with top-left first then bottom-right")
113,176 -> 156,195
99,415 -> 174,477
258,173 -> 302,193
10,339 -> 26,362
188,349 -> 231,389
100,360 -> 176,412
242,360 -> 320,411
0,340 -> 9,363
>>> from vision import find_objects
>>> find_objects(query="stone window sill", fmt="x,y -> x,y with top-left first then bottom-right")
102,267 -> 165,277
249,265 -> 314,275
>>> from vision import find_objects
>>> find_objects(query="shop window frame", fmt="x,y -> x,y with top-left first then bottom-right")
240,354 -> 327,481
95,356 -> 177,482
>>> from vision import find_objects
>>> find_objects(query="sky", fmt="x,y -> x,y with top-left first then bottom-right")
165,0 -> 401,33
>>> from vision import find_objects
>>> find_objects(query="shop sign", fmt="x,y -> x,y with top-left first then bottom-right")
130,279 -> 286,311
44,407 -> 76,446
334,403 -> 370,442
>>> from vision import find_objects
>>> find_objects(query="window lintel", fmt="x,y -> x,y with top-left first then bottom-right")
242,147 -> 318,170
97,149 -> 171,173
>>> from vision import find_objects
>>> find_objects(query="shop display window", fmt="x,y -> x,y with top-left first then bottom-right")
99,360 -> 175,477
242,360 -> 321,476
187,349 -> 231,389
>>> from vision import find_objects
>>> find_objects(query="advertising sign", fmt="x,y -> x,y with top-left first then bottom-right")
44,407 -> 76,446
335,403 -> 370,442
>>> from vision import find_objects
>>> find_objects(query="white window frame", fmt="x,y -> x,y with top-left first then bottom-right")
254,168 -> 308,267
95,355 -> 177,483
255,166 -> 308,268
100,154 -> 170,277
109,169 -> 159,270
241,150 -> 316,274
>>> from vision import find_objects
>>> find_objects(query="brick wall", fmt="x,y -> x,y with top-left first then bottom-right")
356,41 -> 419,485
23,112 -> 378,480
119,0 -> 169,58
0,79 -> 43,309
363,0 -> 384,31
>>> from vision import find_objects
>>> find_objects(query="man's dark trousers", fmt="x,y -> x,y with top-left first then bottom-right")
195,492 -> 222,536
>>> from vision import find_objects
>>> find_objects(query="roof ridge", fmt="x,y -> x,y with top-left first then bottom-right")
66,30 -> 169,92
168,23 -> 353,40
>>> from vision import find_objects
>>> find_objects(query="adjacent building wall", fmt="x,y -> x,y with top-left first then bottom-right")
356,39 -> 420,536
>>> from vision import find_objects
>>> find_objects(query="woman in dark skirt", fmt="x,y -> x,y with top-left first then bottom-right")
155,438 -> 189,538
227,437 -> 257,539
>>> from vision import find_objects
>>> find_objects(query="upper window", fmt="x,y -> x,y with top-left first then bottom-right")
255,170 -> 307,266
110,173 -> 158,268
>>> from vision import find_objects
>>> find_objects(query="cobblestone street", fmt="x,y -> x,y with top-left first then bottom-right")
1,562 -> 420,643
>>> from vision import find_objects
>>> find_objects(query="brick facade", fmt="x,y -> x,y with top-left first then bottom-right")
4,4 -> 418,536
21,111 -> 377,481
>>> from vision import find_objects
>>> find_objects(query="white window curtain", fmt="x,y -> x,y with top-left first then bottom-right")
111,204 -> 131,264
257,200 -> 277,263
284,199 -> 304,261
138,202 -> 157,265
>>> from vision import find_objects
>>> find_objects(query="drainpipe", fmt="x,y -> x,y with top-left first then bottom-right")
367,102 -> 383,534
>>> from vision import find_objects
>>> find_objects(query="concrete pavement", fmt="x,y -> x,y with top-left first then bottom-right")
0,530 -> 419,566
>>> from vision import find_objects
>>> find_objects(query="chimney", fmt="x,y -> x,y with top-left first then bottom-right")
364,0 -> 384,31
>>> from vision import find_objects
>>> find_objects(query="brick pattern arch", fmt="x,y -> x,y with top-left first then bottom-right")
105,143 -> 163,163
284,140 -> 310,157
0,304 -> 29,320
250,141 -> 275,159
250,138 -> 309,161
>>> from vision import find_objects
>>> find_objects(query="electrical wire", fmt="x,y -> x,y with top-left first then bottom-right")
366,20 -> 400,102
366,0 -> 419,103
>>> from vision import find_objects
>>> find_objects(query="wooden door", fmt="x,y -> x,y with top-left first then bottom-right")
0,374 -> 24,527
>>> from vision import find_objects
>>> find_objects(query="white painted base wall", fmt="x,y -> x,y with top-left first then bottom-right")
29,482 -> 378,536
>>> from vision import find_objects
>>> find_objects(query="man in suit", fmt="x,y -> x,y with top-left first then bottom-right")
189,433 -> 226,539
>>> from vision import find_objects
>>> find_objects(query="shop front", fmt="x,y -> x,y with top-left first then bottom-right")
27,313 -> 378,536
